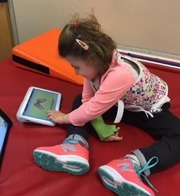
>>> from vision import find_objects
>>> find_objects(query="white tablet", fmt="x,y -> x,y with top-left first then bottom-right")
16,86 -> 62,126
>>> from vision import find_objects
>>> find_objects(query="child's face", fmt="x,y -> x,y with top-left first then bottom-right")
66,55 -> 99,81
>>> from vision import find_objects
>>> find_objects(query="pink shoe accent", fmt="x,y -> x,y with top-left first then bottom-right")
33,142 -> 89,175
98,159 -> 155,196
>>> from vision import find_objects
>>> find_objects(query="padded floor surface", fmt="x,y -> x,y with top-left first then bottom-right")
0,58 -> 180,196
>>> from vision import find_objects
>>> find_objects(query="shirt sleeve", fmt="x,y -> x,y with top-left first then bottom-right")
68,62 -> 136,126
81,79 -> 95,103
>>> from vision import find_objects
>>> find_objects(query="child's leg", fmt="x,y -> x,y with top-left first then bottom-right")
98,102 -> 180,195
33,94 -> 91,175
122,102 -> 180,174
66,94 -> 91,147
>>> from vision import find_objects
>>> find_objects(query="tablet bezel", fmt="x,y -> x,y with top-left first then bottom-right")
0,109 -> 13,167
16,86 -> 61,126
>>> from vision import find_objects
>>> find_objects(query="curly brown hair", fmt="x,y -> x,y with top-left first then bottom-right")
58,13 -> 117,75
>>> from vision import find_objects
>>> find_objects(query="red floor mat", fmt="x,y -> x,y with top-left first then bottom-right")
0,58 -> 179,196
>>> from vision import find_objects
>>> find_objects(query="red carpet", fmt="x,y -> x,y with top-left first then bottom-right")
0,58 -> 179,196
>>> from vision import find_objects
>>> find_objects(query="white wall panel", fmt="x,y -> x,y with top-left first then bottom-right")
9,0 -> 180,56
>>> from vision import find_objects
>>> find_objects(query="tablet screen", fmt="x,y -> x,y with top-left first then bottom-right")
0,117 -> 8,154
23,88 -> 59,120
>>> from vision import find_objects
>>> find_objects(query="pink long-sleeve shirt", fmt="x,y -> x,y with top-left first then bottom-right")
68,51 -> 136,126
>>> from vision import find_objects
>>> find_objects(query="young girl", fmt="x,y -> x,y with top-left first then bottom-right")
33,14 -> 180,196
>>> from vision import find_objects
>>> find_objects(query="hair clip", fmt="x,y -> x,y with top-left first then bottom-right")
75,39 -> 89,50
73,21 -> 79,27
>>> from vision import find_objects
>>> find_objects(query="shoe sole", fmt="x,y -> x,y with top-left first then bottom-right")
98,166 -> 152,196
33,150 -> 90,175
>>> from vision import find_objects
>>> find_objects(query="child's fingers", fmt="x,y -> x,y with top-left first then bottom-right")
104,134 -> 123,142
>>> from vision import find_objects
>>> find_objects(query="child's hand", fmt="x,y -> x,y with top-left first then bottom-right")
104,131 -> 123,142
47,110 -> 70,124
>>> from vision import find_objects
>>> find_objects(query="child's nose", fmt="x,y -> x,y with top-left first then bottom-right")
75,69 -> 83,76
75,69 -> 79,75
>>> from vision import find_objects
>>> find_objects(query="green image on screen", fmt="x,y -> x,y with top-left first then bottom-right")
23,89 -> 58,120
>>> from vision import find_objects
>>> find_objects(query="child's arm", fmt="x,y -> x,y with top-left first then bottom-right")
90,116 -> 122,141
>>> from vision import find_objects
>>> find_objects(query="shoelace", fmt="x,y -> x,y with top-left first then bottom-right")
63,137 -> 88,149
63,138 -> 79,144
137,156 -> 159,192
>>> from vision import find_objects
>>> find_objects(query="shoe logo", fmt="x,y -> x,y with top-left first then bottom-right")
62,143 -> 76,152
118,163 -> 133,172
